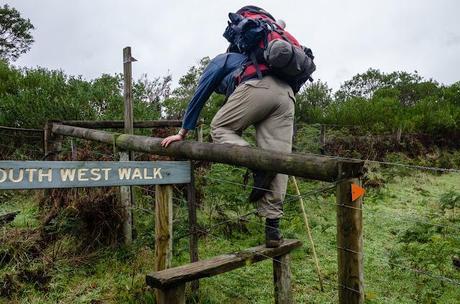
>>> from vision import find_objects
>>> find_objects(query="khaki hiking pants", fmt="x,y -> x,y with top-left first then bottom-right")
211,75 -> 295,219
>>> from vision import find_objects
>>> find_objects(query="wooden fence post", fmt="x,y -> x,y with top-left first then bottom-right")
123,46 -> 135,160
187,164 -> 199,294
154,184 -> 173,301
120,46 -> 135,245
320,124 -> 326,155
336,175 -> 364,304
44,121 -> 62,161
396,125 -> 402,143
155,185 -> 173,271
197,119 -> 204,143
70,139 -> 77,160
43,121 -> 62,199
119,152 -> 132,244
273,254 -> 293,304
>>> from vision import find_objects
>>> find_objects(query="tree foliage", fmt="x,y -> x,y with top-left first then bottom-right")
334,68 -> 440,106
0,50 -> 458,138
162,57 -> 209,120
0,61 -> 167,128
295,80 -> 332,123
0,4 -> 34,62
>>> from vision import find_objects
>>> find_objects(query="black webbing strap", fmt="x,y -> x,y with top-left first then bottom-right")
250,52 -> 263,79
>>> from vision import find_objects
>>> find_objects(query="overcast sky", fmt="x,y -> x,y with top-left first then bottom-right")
9,0 -> 460,90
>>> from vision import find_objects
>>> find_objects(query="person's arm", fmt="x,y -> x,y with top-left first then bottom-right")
161,56 -> 226,147
160,127 -> 188,147
181,58 -> 227,130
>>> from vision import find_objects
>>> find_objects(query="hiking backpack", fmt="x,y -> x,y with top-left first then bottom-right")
223,6 -> 316,93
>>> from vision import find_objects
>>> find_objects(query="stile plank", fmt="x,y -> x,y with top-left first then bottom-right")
146,239 -> 302,289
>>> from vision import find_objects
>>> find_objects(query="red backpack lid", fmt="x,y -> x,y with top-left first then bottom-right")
236,5 -> 276,21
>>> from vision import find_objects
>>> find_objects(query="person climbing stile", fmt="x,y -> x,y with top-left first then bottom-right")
161,6 -> 315,247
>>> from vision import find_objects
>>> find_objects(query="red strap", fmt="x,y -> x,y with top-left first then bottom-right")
237,63 -> 269,85
240,11 -> 275,22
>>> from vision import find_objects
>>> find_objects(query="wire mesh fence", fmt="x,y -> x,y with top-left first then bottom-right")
1,123 -> 459,303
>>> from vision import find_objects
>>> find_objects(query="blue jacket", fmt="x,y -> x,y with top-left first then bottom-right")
182,53 -> 248,130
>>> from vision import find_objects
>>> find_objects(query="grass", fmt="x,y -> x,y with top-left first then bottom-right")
1,165 -> 459,303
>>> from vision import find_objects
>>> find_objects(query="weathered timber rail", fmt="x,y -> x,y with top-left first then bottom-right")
51,123 -> 364,182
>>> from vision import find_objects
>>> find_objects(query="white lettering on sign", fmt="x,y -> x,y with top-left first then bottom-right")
143,168 -> 153,180
118,167 -> 131,180
90,168 -> 102,181
0,169 -> 7,182
0,164 -> 171,187
38,169 -> 52,182
61,168 -> 113,182
9,169 -> 24,183
25,168 -> 37,182
101,168 -> 111,180
60,168 -> 76,181
117,167 -> 162,180
153,168 -> 162,179
78,168 -> 89,181
131,168 -> 142,180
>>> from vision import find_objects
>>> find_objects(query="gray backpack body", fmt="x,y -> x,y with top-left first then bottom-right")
264,39 -> 316,84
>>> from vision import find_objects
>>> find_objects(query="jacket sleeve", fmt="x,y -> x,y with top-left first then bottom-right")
181,57 -> 227,130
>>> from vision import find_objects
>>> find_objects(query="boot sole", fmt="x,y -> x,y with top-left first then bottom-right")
265,239 -> 283,248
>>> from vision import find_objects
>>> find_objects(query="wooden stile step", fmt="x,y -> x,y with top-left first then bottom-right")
146,239 -> 302,289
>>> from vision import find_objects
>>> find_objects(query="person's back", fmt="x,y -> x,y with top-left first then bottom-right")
161,6 -> 297,248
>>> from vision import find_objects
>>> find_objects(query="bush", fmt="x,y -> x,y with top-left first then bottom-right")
0,60 -> 166,129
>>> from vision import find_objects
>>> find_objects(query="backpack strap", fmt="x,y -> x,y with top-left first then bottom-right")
249,52 -> 263,79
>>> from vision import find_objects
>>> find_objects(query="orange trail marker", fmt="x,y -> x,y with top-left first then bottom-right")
351,183 -> 365,201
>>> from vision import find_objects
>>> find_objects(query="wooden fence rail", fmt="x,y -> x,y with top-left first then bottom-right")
51,123 -> 364,182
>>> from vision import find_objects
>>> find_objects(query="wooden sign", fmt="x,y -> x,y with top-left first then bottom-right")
0,161 -> 190,190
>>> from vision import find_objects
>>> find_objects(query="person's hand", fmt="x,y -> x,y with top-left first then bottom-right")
161,134 -> 184,147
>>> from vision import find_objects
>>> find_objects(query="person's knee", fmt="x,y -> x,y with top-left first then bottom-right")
210,120 -> 220,142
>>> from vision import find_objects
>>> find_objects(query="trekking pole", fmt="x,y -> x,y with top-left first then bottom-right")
291,176 -> 324,291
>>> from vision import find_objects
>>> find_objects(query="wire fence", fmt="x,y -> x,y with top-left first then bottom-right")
1,124 -> 460,303
188,173 -> 460,302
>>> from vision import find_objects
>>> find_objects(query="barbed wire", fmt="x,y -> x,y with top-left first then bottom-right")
0,142 -> 42,152
193,225 -> 365,299
0,125 -> 43,132
3,125 -> 459,300
296,151 -> 460,173
364,209 -> 460,236
0,131 -> 43,139
203,175 -> 337,202
248,213 -> 460,295
198,174 -> 460,295
370,254 -> 460,287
